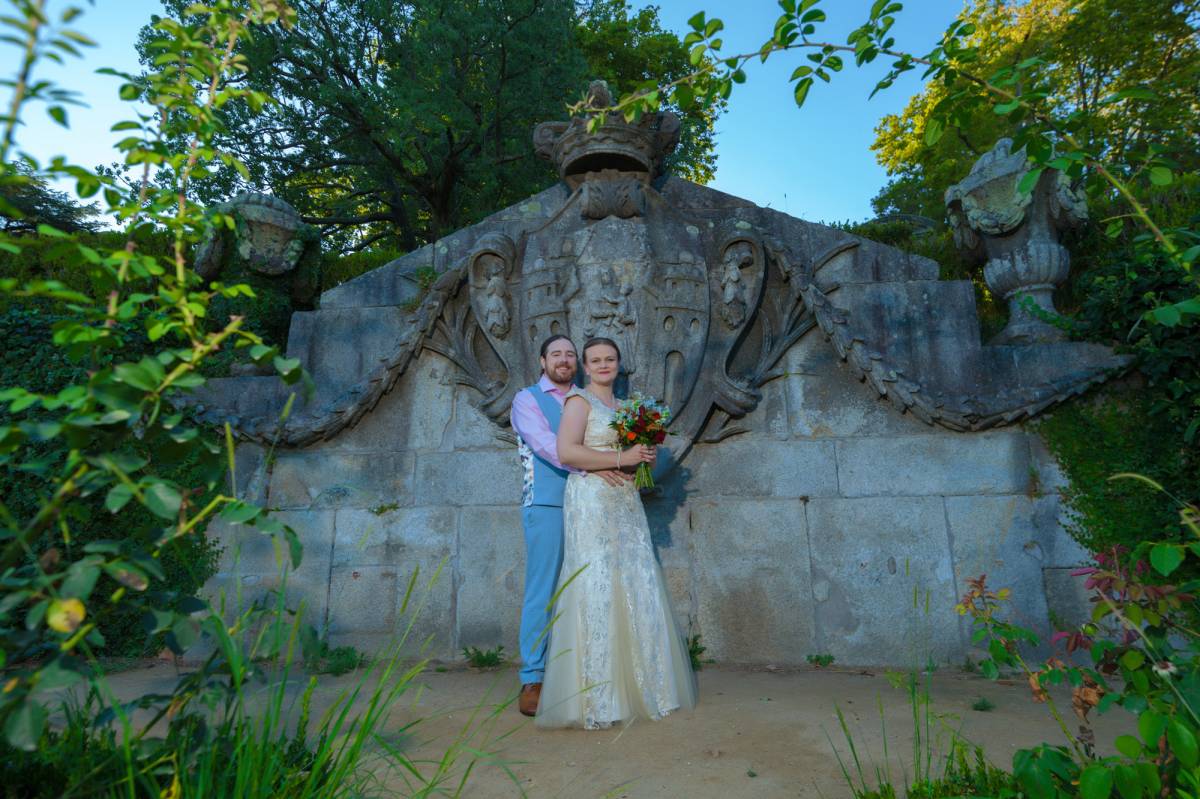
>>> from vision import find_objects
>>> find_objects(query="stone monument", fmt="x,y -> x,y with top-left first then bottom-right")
192,83 -> 1127,667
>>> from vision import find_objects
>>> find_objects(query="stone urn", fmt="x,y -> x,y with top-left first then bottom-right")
195,192 -> 321,368
945,138 -> 1087,345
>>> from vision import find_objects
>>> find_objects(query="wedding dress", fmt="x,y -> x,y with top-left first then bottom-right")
535,388 -> 698,729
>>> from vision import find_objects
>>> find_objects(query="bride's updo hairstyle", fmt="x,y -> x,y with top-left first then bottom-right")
581,337 -> 621,364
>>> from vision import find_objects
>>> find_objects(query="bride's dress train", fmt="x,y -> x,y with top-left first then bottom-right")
535,388 -> 698,729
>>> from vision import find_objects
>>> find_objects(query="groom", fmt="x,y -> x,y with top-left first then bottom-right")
510,334 -> 630,716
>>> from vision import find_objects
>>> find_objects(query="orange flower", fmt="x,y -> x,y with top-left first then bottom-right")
626,431 -> 636,441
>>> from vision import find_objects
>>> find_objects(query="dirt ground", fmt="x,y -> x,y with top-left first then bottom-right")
99,662 -> 1132,798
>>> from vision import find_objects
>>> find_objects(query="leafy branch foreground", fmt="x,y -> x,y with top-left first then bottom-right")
0,2 -> 520,795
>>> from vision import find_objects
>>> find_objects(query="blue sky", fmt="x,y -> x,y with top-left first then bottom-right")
12,0 -> 965,224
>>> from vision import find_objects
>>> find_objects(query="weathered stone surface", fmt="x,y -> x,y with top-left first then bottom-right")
325,506 -> 455,654
286,306 -> 411,407
784,334 -> 952,439
269,451 -> 415,510
319,185 -> 569,310
691,499 -> 814,664
456,506 -> 525,651
190,375 -> 286,423
231,442 -> 271,504
836,433 -> 1031,497
831,281 -> 983,397
332,506 -> 457,567
944,494 -> 1064,644
643,488 -> 692,551
414,450 -> 523,506
1043,567 -> 1094,630
1027,431 -> 1070,495
686,438 -> 838,498
807,497 -> 962,665
310,350 -> 456,453
206,510 -> 335,624
451,386 -> 512,450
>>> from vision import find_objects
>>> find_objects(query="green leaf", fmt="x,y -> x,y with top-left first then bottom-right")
1150,304 -> 1181,327
47,105 -> 67,126
219,500 -> 261,524
274,356 -> 302,384
113,362 -> 159,392
143,481 -> 182,520
1168,720 -> 1198,768
1017,167 -> 1044,194
1078,765 -> 1112,799
1149,544 -> 1184,576
993,100 -> 1020,115
35,224 -> 67,238
1112,765 -> 1140,799
793,77 -> 812,108
60,562 -> 100,600
283,527 -> 304,569
104,563 -> 149,591
3,701 -> 46,751
1138,710 -> 1167,747
167,616 -> 200,654
1135,763 -> 1160,796
1149,166 -> 1172,186
1114,734 -> 1142,759
1120,649 -> 1146,671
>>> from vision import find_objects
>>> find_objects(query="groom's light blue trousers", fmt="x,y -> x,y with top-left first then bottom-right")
519,504 -> 565,685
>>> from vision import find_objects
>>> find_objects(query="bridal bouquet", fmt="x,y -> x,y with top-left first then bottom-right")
609,392 -> 671,489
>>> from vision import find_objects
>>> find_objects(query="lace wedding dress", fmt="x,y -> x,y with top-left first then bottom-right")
535,388 -> 698,729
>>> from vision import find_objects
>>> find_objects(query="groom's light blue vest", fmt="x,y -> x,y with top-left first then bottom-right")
518,384 -> 570,508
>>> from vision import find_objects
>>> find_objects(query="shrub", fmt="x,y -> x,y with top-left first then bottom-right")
1037,392 -> 1198,586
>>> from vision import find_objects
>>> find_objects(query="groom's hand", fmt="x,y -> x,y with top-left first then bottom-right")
593,469 -> 633,487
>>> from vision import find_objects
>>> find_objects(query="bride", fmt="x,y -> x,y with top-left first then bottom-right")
535,337 -> 698,729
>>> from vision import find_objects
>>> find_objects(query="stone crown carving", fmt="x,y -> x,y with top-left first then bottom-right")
534,81 -> 680,180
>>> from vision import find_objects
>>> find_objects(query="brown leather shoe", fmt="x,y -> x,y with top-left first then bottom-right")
519,682 -> 542,717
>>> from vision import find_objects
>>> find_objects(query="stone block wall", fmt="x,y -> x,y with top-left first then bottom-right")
206,334 -> 1091,667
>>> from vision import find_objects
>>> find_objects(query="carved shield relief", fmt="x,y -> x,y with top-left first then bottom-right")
518,176 -> 710,428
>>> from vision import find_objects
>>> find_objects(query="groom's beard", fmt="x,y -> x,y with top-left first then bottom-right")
548,364 -> 575,383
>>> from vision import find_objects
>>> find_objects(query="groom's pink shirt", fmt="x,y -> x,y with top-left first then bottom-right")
510,374 -> 580,473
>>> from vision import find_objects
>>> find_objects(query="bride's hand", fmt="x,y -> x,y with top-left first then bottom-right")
630,444 -> 656,464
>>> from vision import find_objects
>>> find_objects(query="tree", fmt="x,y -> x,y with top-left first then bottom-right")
0,161 -> 100,234
869,0 -> 1200,219
141,0 -> 723,254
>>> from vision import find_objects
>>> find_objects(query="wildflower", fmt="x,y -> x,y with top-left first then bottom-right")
1151,660 -> 1178,679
